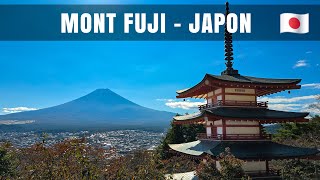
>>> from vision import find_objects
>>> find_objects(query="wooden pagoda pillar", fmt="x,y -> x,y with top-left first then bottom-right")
222,119 -> 227,140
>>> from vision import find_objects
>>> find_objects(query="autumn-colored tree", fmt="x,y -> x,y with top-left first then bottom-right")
18,138 -> 113,179
196,155 -> 221,180
161,154 -> 198,175
1,136 -> 198,180
105,150 -> 165,180
218,147 -> 244,179
196,148 -> 244,180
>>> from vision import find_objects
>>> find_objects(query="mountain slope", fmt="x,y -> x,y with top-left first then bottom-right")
0,89 -> 175,129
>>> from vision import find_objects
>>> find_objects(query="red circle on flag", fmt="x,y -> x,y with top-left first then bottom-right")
289,18 -> 300,29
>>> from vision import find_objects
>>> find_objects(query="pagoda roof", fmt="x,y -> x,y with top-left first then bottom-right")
176,74 -> 301,98
173,107 -> 308,124
169,140 -> 319,160
174,112 -> 203,121
208,74 -> 301,84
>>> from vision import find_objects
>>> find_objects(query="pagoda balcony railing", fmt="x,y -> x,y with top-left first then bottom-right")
198,100 -> 268,110
231,170 -> 280,179
244,170 -> 280,178
196,133 -> 272,141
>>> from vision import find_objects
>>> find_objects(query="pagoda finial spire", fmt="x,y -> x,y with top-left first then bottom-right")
221,1 -> 239,76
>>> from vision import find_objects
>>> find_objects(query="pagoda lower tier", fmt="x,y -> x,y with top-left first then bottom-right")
169,140 -> 319,176
169,140 -> 319,160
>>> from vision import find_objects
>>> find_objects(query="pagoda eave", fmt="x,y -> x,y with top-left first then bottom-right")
173,119 -> 205,125
216,117 -> 309,124
173,117 -> 308,125
176,74 -> 301,98
172,108 -> 309,125
169,151 -> 319,161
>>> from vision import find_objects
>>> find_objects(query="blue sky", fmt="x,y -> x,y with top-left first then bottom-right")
0,0 -> 319,115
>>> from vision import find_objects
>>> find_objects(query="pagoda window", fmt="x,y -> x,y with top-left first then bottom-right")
225,94 -> 256,102
206,127 -> 212,137
207,91 -> 214,97
225,120 -> 260,136
226,126 -> 260,135
214,120 -> 222,125
226,120 -> 258,125
243,161 -> 267,172
217,127 -> 223,136
215,88 -> 222,95
206,121 -> 213,126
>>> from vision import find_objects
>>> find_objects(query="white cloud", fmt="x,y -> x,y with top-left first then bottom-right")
258,95 -> 319,104
156,98 -> 174,102
259,95 -> 319,114
165,101 -> 204,110
268,103 -> 302,111
267,102 -> 320,115
0,120 -> 35,125
303,103 -> 320,115
293,60 -> 308,68
3,107 -> 38,114
259,94 -> 320,115
157,98 -> 205,110
306,51 -> 312,54
302,83 -> 320,89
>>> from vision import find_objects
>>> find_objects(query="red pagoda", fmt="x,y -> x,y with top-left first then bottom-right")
168,2 -> 319,178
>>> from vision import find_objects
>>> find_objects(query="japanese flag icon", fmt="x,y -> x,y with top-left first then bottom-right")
280,13 -> 309,34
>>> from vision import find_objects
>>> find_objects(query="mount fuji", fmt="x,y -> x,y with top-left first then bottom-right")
0,89 -> 175,130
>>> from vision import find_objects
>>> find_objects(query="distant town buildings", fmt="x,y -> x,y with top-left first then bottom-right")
0,130 -> 163,157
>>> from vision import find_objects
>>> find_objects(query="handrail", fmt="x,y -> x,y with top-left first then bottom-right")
197,133 -> 272,140
245,169 -> 280,176
198,100 -> 268,110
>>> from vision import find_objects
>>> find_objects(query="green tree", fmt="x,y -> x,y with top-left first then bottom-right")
157,120 -> 205,159
273,116 -> 320,148
0,142 -> 18,179
277,159 -> 320,180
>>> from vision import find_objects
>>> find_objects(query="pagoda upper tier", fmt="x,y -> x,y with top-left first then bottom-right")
176,73 -> 301,98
